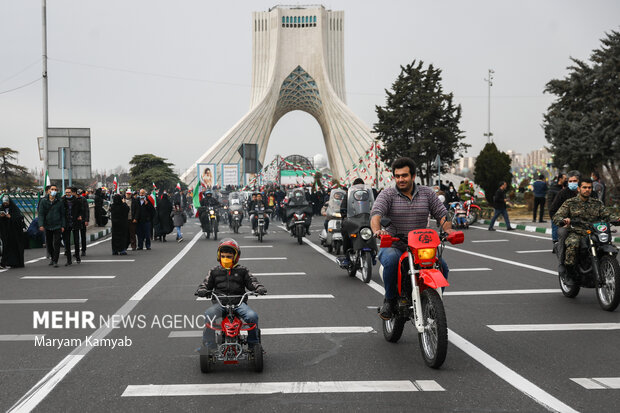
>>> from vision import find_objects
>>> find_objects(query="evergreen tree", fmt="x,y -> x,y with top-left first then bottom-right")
373,60 -> 469,185
0,147 -> 36,191
544,30 -> 620,188
474,143 -> 513,204
128,154 -> 182,191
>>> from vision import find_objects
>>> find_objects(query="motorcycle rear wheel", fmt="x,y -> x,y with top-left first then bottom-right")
596,256 -> 620,311
383,315 -> 405,343
258,229 -> 263,243
559,274 -> 580,298
252,343 -> 264,373
418,289 -> 448,369
360,251 -> 372,283
296,225 -> 303,245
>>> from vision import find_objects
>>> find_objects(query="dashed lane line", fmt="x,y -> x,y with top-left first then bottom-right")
470,225 -> 551,240
445,289 -> 558,296
516,250 -> 552,254
449,268 -> 492,272
571,377 -> 620,390
0,335 -> 44,341
0,299 -> 87,304
252,272 -> 306,276
168,326 -> 375,338
488,323 -> 620,332
239,257 -> 287,261
443,245 -> 556,275
21,276 -> 116,280
471,239 -> 509,243
196,294 -> 334,301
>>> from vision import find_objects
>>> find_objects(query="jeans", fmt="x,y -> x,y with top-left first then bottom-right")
551,222 -> 558,242
378,247 -> 449,300
489,208 -> 511,229
202,302 -> 259,345
136,221 -> 151,249
176,226 -> 182,239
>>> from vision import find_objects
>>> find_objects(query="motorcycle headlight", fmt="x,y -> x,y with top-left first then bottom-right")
360,227 -> 373,240
417,248 -> 436,260
333,212 -> 341,218
598,233 -> 609,243
233,211 -> 239,215
209,210 -> 215,214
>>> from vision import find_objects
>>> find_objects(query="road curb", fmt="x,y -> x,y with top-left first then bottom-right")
87,227 -> 111,243
481,219 -> 620,243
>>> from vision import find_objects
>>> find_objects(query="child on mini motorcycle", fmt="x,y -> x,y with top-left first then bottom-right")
195,238 -> 267,352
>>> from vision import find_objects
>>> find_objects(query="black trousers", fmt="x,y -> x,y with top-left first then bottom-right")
63,227 -> 81,263
533,197 -> 546,222
45,229 -> 62,263
79,224 -> 87,253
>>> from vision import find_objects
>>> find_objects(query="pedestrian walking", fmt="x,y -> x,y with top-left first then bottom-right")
532,174 -> 548,223
547,173 -> 566,250
110,194 -> 129,255
488,181 -> 516,231
133,189 -> 155,250
0,194 -> 25,268
62,187 -> 84,265
125,189 -> 137,250
171,203 -> 187,242
77,188 -> 90,256
155,192 -> 173,242
38,185 -> 65,267
94,188 -> 106,226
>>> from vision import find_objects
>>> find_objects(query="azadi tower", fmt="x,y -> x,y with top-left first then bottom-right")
181,5 -> 375,184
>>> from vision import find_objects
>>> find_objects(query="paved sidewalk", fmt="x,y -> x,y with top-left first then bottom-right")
481,218 -> 620,243
85,224 -> 111,242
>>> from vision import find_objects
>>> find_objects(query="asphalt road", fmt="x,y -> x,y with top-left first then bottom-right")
1,217 -> 618,413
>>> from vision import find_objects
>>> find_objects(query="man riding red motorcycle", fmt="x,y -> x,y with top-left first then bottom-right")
371,157 -> 454,320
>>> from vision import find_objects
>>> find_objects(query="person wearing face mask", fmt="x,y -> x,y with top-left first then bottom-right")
38,185 -> 66,267
195,239 -> 267,352
549,170 -> 580,270
445,183 -> 460,205
547,173 -> 566,250
0,194 -> 25,268
62,187 -> 84,265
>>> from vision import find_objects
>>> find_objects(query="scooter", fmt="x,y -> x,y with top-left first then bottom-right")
319,217 -> 343,255
336,214 -> 377,283
378,217 -> 464,368
196,292 -> 263,373
558,219 -> 620,311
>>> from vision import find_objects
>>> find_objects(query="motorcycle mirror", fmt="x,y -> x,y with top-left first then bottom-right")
447,231 -> 465,245
380,217 -> 391,227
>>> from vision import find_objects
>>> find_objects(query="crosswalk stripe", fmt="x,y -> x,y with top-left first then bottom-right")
0,299 -> 87,304
488,323 -> 620,332
571,377 -> 620,389
196,294 -> 333,301
21,276 -> 116,280
445,289 -> 557,296
168,326 -> 375,338
0,334 -> 43,341
122,380 -> 443,397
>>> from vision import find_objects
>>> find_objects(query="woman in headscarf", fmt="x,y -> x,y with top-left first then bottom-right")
0,194 -> 25,268
155,192 -> 173,242
110,194 -> 129,255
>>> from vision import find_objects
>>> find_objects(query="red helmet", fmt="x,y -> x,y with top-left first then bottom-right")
217,238 -> 241,265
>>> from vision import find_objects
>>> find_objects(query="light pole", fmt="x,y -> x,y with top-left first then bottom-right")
484,68 -> 494,143
42,0 -> 49,174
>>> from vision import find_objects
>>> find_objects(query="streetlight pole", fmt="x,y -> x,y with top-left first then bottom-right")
484,68 -> 494,143
42,0 -> 49,175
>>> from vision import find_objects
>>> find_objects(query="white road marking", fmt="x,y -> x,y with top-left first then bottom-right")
516,250 -> 552,254
571,377 -> 620,389
21,276 -> 116,280
0,299 -> 87,304
196,294 -> 334,301
0,334 -> 44,341
168,326 -> 375,338
239,257 -> 287,261
471,225 -> 551,240
79,259 -> 135,263
445,289 -> 557,296
24,257 -> 48,264
238,245 -> 273,248
471,239 -> 509,243
489,323 -> 620,332
122,380 -> 442,397
449,268 -> 492,272
8,231 -> 203,413
444,245 -> 556,275
252,272 -> 306,276
302,231 -> 578,413
21,237 -> 111,266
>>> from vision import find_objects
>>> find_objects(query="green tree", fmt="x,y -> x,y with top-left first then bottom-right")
474,143 -> 513,204
543,30 -> 620,188
373,60 -> 470,185
0,147 -> 36,191
128,154 -> 182,191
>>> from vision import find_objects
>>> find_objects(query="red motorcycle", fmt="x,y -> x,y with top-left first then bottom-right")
198,292 -> 263,373
379,219 -> 464,368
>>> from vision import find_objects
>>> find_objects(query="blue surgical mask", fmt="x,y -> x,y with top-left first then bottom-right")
568,182 -> 578,191
50,190 -> 57,197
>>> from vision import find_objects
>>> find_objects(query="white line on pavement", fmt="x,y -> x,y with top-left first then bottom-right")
253,272 -> 306,276
0,334 -> 44,341
122,380 -> 442,397
515,250 -> 552,254
24,257 -> 48,264
449,268 -> 492,272
196,294 -> 334,301
571,377 -> 620,390
444,245 -> 557,275
488,323 -> 620,332
471,239 -> 509,243
8,231 -> 203,413
21,276 -> 116,280
238,245 -> 273,248
239,257 -> 287,261
0,299 -> 87,304
168,326 -> 375,338
79,259 -> 135,263
471,225 -> 551,240
445,289 -> 557,296
23,237 -> 111,266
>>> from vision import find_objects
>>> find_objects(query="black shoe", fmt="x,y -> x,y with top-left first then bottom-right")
137,247 -> 143,250
53,262 -> 59,268
76,258 -> 81,263
112,252 -> 119,255
146,247 -> 151,250
65,261 -> 72,266
378,299 -> 396,320
532,220 -> 537,223
507,227 -> 516,231
49,260 -> 54,266
81,251 -> 86,256
539,220 -> 547,223
488,227 -> 496,231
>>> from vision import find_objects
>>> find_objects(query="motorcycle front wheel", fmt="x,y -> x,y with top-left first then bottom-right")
559,274 -> 580,298
596,256 -> 620,311
360,251 -> 373,283
200,353 -> 212,373
296,225 -> 303,245
258,227 -> 263,243
467,210 -> 478,225
252,343 -> 264,373
418,289 -> 448,369
383,315 -> 405,343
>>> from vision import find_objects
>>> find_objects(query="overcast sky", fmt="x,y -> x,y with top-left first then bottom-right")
1,0 -> 618,176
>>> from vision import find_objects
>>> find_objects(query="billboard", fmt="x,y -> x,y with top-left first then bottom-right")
221,164 -> 240,187
197,163 -> 216,189
46,128 -> 92,180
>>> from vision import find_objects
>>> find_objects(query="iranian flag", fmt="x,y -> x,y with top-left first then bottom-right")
113,176 -> 118,194
176,182 -> 181,191
148,183 -> 157,207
